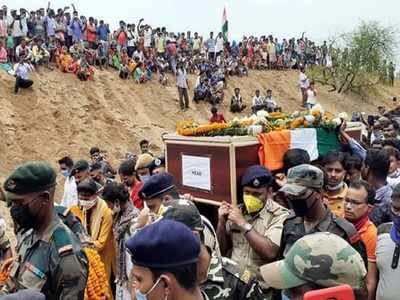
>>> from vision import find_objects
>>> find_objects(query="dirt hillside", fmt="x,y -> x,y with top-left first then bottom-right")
1,69 -> 399,174
0,68 -> 399,240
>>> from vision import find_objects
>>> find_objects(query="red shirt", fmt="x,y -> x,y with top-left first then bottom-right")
130,181 -> 144,210
210,114 -> 226,124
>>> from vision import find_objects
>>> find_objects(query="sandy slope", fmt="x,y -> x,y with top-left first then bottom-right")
0,69 -> 399,234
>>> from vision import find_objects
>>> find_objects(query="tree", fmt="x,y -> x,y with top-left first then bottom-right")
309,21 -> 398,96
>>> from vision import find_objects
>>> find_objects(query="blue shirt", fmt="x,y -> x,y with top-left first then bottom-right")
369,184 -> 393,227
207,38 -> 216,52
15,63 -> 31,79
97,25 -> 109,41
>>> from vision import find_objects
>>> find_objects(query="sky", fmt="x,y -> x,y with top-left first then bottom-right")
5,0 -> 400,61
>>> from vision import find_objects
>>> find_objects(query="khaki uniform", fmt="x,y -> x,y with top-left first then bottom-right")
2,214 -> 88,300
201,217 -> 268,300
228,200 -> 290,286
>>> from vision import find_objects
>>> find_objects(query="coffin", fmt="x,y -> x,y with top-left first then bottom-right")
163,134 -> 259,206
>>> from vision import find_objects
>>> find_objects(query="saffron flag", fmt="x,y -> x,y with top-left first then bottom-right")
258,128 -> 340,171
222,7 -> 228,41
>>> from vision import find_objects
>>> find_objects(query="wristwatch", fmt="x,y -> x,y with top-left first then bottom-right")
240,223 -> 253,235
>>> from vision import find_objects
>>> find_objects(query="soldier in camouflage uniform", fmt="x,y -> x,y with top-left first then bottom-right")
162,199 -> 268,300
260,232 -> 368,300
278,164 -> 368,266
1,161 -> 88,300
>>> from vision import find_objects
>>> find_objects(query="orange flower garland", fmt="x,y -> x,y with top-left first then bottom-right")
84,248 -> 110,300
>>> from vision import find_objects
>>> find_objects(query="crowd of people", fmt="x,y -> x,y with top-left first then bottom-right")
2,3 -> 334,108
0,103 -> 400,300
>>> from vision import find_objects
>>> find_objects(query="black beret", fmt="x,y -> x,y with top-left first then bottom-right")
241,165 -> 273,188
162,199 -> 204,232
147,156 -> 165,172
139,173 -> 175,200
71,160 -> 90,176
77,179 -> 99,195
126,220 -> 200,268
4,161 -> 56,195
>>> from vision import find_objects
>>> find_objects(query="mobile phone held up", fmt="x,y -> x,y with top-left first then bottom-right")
304,285 -> 355,300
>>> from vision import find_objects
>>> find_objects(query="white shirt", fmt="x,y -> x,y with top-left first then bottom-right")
252,95 -> 264,106
299,72 -> 309,89
306,88 -> 317,104
176,68 -> 188,88
215,37 -> 224,52
144,28 -> 152,47
61,176 -> 78,208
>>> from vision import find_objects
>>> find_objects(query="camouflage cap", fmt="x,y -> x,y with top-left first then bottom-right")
260,232 -> 367,290
279,164 -> 324,196
162,199 -> 205,232
4,161 -> 57,195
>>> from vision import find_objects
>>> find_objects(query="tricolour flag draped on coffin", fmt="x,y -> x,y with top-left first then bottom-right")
222,7 -> 228,41
257,128 -> 341,171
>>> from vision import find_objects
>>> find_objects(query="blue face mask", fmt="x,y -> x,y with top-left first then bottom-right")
139,175 -> 151,183
135,277 -> 165,300
61,169 -> 71,178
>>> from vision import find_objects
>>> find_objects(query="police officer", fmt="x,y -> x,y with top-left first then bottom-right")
216,165 -> 290,292
2,161 -> 88,299
260,232 -> 367,300
278,164 -> 368,265
162,199 -> 267,300
147,156 -> 166,175
126,220 -> 205,300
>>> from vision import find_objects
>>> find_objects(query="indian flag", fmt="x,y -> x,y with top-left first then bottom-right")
222,7 -> 228,41
258,128 -> 340,171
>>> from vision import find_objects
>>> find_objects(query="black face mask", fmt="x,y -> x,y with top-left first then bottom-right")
10,204 -> 37,229
289,192 -> 317,217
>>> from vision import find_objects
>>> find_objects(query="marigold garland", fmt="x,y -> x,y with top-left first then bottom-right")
84,247 -> 110,300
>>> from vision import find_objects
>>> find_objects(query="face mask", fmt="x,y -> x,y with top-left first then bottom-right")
10,204 -> 37,229
135,276 -> 167,300
243,194 -> 264,214
79,198 -> 97,211
290,192 -> 317,217
326,181 -> 344,192
61,169 -> 71,178
139,175 -> 150,183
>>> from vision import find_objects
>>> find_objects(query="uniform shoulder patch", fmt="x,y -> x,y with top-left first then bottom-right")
53,226 -> 74,256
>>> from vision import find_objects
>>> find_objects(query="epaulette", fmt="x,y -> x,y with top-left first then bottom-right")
377,222 -> 393,236
52,226 -> 74,256
332,216 -> 361,244
55,205 -> 70,218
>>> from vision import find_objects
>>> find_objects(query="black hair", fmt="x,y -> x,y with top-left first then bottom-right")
90,162 -> 103,172
322,150 -> 346,169
139,139 -> 149,146
382,138 -> 400,151
365,149 -> 390,181
383,146 -> 400,161
58,156 -> 74,168
344,154 -> 363,172
118,159 -> 136,176
283,149 -> 310,174
102,182 -> 130,204
151,262 -> 197,292
211,106 -> 217,114
349,180 -> 376,205
89,147 -> 100,156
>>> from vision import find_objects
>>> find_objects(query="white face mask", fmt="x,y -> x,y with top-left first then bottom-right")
79,198 -> 97,211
